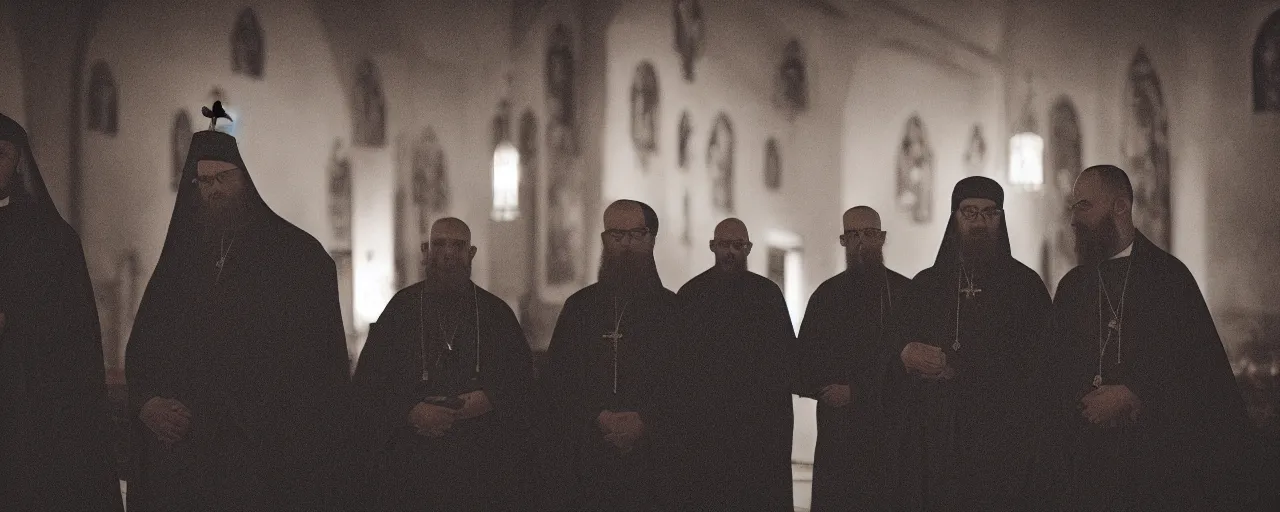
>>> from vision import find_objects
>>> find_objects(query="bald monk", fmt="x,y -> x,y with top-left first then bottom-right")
351,217 -> 536,511
798,206 -> 911,511
540,200 -> 696,511
677,218 -> 797,511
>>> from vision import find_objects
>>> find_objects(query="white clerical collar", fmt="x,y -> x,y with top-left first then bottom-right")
1109,240 -> 1134,260
0,196 -> 9,208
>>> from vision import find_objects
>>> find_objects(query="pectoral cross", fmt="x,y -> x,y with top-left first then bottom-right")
603,330 -> 623,394
216,255 -> 228,271
960,283 -> 982,299
1107,317 -> 1120,334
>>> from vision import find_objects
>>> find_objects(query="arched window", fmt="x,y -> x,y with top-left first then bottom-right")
1121,48 -> 1171,250
1253,10 -> 1280,112
231,8 -> 265,79
353,59 -> 387,147
87,61 -> 118,135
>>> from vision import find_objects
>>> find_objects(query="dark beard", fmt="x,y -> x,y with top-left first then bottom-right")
197,194 -> 249,230
715,254 -> 746,274
1073,213 -> 1118,266
846,248 -> 884,275
598,249 -> 660,295
425,261 -> 472,295
960,229 -> 999,265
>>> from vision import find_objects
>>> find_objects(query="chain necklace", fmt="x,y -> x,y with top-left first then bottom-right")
952,262 -> 980,352
602,295 -> 630,394
214,233 -> 236,284
418,283 -> 481,383
1094,256 -> 1133,388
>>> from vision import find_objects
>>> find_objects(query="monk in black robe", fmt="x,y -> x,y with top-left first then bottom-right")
540,200 -> 694,511
124,115 -> 350,511
677,218 -> 796,511
799,206 -> 910,511
351,217 -> 536,511
0,113 -> 122,510
892,177 -> 1051,511
1033,165 -> 1260,511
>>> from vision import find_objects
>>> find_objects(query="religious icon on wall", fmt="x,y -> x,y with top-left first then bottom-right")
327,138 -> 353,252
1121,49 -> 1171,250
546,24 -> 578,155
171,110 -> 193,191
767,247 -> 787,290
411,127 -> 449,245
519,109 -> 540,215
707,113 -> 734,212
677,110 -> 692,170
764,137 -> 781,190
673,0 -> 705,82
87,61 -> 118,135
231,8 -> 264,79
776,40 -> 809,117
353,58 -> 387,148
682,191 -> 692,246
631,61 -> 660,158
1047,97 -> 1083,291
1253,11 -> 1280,112
962,124 -> 987,177
895,114 -> 934,224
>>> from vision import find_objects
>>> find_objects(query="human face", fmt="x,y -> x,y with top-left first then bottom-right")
710,223 -> 751,274
1070,171 -> 1122,265
840,210 -> 885,271
195,160 -> 247,224
424,222 -> 476,286
956,198 -> 1002,241
601,205 -> 653,256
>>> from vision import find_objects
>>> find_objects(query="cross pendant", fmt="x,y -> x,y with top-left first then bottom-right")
216,256 -> 227,270
603,331 -> 622,394
960,284 -> 982,299
951,340 -> 961,351
421,369 -> 430,382
1107,317 -> 1120,333
1092,374 -> 1103,387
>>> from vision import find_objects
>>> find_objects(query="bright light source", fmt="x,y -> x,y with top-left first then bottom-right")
1008,131 -> 1044,190
491,141 -> 520,221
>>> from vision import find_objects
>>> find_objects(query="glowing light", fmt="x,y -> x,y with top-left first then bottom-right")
491,141 -> 520,221
1008,131 -> 1044,190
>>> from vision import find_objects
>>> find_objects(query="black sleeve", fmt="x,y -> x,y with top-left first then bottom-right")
796,287 -> 831,398
479,298 -> 536,425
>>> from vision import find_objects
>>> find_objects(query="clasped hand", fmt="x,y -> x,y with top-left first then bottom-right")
901,342 -> 955,380
1080,384 -> 1141,427
140,397 -> 192,445
597,411 -> 645,454
819,384 -> 852,408
409,391 -> 493,437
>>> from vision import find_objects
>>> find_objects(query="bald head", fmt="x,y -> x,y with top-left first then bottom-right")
430,217 -> 472,244
710,217 -> 752,273
843,206 -> 882,232
425,217 -> 475,290
1071,165 -> 1136,265
713,217 -> 749,242
840,206 -> 886,273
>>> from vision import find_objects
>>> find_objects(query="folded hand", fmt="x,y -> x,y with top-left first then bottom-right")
902,342 -> 947,376
140,397 -> 192,445
409,401 -> 457,437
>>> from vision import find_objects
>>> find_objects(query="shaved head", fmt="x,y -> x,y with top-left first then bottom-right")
713,217 -> 750,242
710,217 -> 752,273
425,217 -> 476,292
840,206 -> 886,273
1071,165 -> 1136,265
843,206 -> 882,231
430,217 -> 472,244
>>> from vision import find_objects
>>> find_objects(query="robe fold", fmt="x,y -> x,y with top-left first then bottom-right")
350,281 -> 536,511
890,255 -> 1051,512
798,268 -> 910,512
677,268 -> 797,511
0,198 -> 123,511
540,282 -> 695,512
1033,233 -> 1261,512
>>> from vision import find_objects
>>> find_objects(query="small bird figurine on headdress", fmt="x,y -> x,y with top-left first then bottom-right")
201,101 -> 233,131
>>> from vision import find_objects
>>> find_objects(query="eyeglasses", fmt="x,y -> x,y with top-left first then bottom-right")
192,167 -> 241,186
422,240 -> 469,252
712,240 -> 753,251
842,228 -> 884,240
958,207 -> 1004,221
604,228 -> 651,242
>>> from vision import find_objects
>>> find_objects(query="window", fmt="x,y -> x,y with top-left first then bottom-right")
87,61 -> 118,135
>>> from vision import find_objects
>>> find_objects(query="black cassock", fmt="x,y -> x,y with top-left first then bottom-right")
125,130 -> 349,511
350,281 -> 536,511
0,114 -> 122,511
1033,233 -> 1260,512
798,268 -> 911,512
540,281 -> 695,511
677,268 -> 797,512
891,255 -> 1050,511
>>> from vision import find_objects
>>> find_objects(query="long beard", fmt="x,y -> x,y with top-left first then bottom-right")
598,249 -> 660,294
198,194 -> 249,230
1073,213 -> 1119,266
716,253 -> 746,274
960,229 -> 999,264
846,247 -> 884,275
426,259 -> 472,295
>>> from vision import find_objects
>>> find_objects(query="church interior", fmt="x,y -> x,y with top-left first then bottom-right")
2,0 -> 1279,508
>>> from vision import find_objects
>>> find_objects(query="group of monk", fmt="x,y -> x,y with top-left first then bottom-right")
1,108 -> 1268,512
